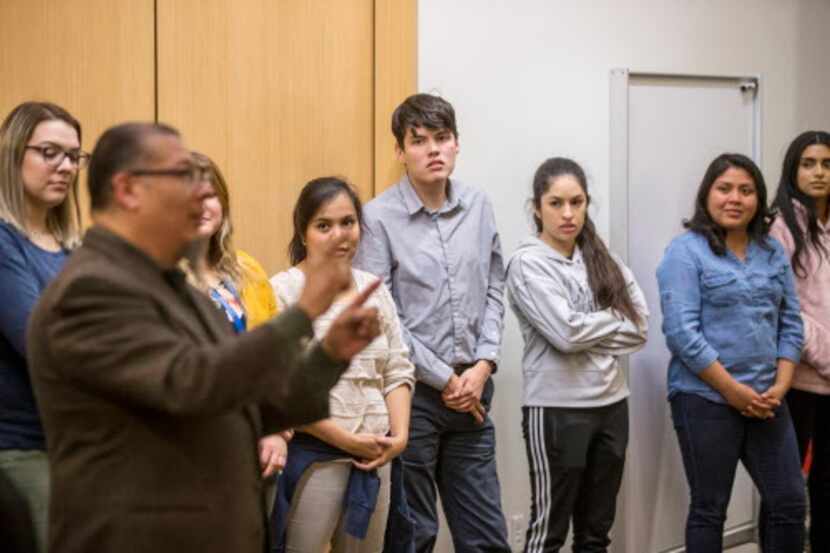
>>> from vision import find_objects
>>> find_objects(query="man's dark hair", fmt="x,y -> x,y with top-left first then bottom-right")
87,122 -> 179,211
391,93 -> 458,149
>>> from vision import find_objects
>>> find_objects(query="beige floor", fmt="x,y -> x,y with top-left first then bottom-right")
725,544 -> 758,553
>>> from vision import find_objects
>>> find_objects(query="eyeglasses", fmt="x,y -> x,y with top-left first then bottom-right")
129,165 -> 211,185
25,144 -> 90,169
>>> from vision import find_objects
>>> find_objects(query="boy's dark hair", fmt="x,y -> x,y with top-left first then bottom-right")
391,93 -> 458,149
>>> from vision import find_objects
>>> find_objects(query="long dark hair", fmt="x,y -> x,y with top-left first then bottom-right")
771,131 -> 830,277
684,153 -> 773,256
532,157 -> 641,325
288,176 -> 363,265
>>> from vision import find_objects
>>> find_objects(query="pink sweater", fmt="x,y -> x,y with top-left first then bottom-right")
770,203 -> 830,395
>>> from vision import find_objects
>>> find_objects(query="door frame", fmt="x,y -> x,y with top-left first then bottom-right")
608,69 -> 763,553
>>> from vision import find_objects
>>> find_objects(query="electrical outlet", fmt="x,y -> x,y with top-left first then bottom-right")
509,513 -> 525,552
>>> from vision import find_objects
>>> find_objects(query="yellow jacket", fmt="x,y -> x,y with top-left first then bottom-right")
237,250 -> 278,328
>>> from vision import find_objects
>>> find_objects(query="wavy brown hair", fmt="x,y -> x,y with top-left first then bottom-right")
191,152 -> 243,284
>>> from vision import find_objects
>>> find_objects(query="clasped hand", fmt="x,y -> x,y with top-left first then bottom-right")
441,361 -> 491,424
348,433 -> 407,471
729,383 -> 786,420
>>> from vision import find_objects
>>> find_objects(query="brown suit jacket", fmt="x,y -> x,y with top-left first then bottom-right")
26,226 -> 344,553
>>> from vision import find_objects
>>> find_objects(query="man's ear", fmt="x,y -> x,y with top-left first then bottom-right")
110,171 -> 141,211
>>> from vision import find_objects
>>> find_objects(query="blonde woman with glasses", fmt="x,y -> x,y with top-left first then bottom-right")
0,101 -> 86,553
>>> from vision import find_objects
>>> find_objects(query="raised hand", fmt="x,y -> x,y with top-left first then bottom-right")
296,244 -> 351,319
321,279 -> 382,362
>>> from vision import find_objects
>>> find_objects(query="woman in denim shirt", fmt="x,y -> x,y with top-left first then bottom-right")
657,153 -> 806,553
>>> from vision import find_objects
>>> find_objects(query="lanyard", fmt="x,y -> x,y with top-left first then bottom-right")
209,279 -> 247,334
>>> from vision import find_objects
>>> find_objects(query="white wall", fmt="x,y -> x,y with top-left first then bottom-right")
417,1 -> 830,550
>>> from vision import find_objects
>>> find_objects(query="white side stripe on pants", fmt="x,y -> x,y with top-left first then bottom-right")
526,406 -> 552,553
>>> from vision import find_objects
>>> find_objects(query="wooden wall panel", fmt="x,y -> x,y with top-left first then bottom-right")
374,0 -> 418,193
157,0 -> 375,274
0,0 -> 155,224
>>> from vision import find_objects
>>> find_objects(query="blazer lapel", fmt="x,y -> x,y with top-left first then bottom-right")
183,280 -> 265,439
181,285 -> 227,343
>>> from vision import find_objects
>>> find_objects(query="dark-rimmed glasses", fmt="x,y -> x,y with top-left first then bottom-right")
128,165 -> 211,185
25,144 -> 90,169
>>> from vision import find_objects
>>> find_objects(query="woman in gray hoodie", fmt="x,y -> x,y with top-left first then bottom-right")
507,157 -> 648,553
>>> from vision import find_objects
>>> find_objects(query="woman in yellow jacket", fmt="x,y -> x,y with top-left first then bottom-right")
186,152 -> 287,480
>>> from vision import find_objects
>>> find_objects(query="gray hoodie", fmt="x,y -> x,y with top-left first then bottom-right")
506,236 -> 649,408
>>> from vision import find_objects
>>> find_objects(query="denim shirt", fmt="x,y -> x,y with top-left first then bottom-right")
656,231 -> 803,403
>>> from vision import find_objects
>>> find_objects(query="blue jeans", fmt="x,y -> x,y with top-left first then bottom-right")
402,381 -> 510,553
670,393 -> 805,553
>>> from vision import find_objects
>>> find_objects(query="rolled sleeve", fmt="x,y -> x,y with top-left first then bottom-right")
776,259 -> 804,364
657,244 -> 720,374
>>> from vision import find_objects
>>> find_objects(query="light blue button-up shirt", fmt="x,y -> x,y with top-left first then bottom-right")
353,176 -> 505,391
656,231 -> 803,404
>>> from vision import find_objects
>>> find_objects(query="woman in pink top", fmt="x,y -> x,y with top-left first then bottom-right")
770,130 -> 830,552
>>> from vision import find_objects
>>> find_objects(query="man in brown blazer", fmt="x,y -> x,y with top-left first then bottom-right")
26,122 -> 380,553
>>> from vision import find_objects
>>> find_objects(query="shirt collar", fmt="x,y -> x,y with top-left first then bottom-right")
398,174 -> 463,216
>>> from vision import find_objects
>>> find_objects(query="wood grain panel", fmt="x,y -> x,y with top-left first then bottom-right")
374,0 -> 418,193
157,0 -> 375,274
0,0 -> 155,224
